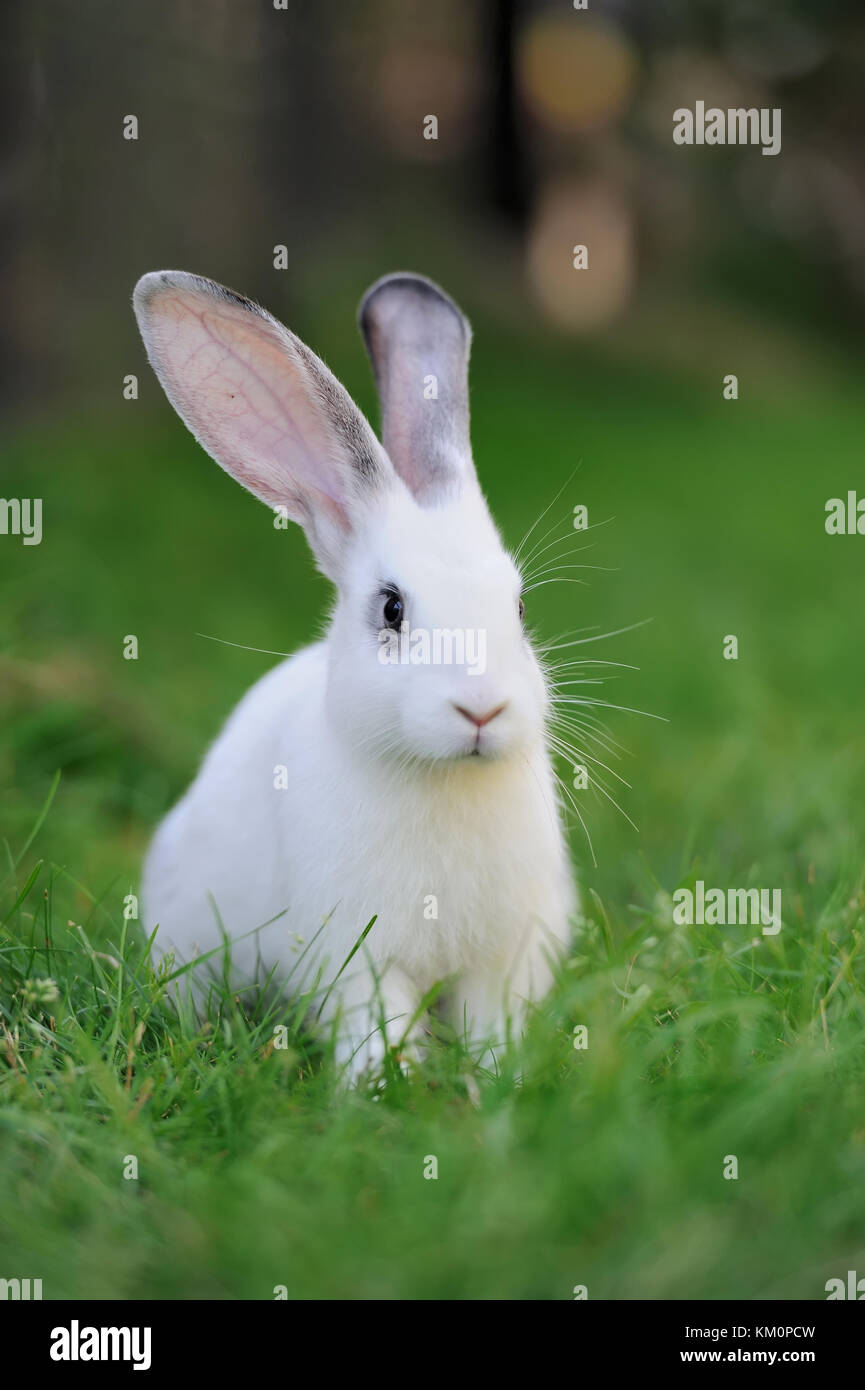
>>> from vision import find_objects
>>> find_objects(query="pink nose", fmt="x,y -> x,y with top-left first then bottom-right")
453,703 -> 507,729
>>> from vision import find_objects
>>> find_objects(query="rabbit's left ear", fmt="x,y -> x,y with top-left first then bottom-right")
359,273 -> 475,506
133,270 -> 395,581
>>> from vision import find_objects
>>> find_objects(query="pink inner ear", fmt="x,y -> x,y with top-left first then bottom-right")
146,287 -> 349,514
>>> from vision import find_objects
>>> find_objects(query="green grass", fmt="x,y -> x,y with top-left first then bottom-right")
2,305 -> 865,1299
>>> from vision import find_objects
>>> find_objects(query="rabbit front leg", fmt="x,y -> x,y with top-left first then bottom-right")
448,968 -> 520,1068
450,926 -> 562,1067
328,959 -> 424,1084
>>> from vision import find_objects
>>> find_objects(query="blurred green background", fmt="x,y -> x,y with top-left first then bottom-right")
1,0 -> 865,1301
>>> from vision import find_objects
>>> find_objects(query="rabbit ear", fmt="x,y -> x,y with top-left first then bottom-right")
358,272 -> 474,505
133,270 -> 393,578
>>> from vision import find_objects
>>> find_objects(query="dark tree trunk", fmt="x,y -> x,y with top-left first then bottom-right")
484,0 -> 530,227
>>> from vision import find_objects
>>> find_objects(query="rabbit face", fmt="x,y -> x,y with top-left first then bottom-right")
327,484 -> 547,764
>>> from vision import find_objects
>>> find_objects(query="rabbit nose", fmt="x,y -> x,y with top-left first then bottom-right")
453,702 -> 507,729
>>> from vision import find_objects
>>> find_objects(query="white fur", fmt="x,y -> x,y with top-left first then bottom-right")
134,269 -> 576,1080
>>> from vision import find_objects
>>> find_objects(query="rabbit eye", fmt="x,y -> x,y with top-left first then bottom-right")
382,587 -> 404,630
518,596 -> 526,621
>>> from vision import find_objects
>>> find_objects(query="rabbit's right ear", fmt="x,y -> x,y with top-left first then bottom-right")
359,273 -> 474,506
133,270 -> 393,579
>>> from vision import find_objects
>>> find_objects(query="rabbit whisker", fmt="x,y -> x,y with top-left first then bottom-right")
195,632 -> 294,658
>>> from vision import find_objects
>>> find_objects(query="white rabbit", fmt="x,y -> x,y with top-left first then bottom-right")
133,268 -> 576,1080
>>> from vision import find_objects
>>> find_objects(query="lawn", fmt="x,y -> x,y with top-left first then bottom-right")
1,299 -> 864,1299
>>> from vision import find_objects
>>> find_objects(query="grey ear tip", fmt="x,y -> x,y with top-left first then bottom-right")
132,269 -> 267,323
133,269 -> 193,304
358,271 -> 470,341
133,270 -> 165,311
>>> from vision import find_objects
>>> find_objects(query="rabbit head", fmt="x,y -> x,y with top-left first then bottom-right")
133,270 -> 548,765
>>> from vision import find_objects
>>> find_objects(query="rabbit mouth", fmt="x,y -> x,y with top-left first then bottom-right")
462,733 -> 501,760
